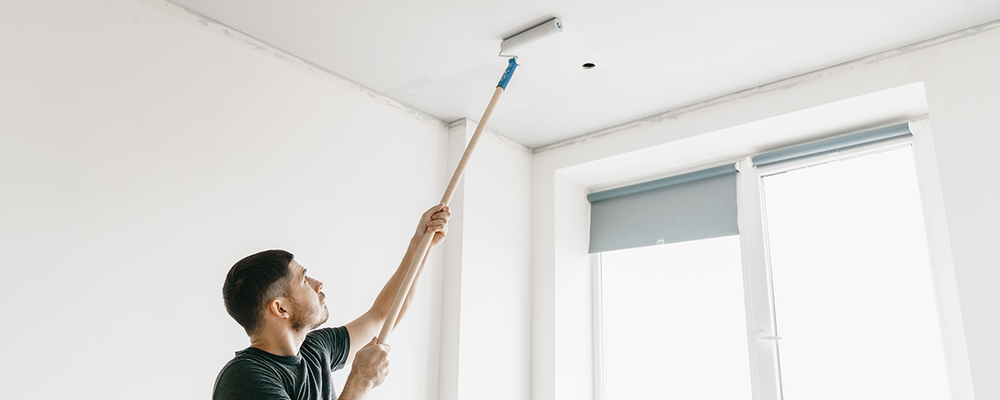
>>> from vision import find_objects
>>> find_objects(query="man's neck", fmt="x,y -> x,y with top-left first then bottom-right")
249,326 -> 308,357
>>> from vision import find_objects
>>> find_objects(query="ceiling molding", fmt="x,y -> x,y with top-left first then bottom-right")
448,118 -> 533,157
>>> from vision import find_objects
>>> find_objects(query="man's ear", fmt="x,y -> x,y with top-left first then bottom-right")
266,298 -> 291,319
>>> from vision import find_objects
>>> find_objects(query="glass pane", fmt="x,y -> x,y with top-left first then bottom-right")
602,236 -> 751,400
761,147 -> 950,400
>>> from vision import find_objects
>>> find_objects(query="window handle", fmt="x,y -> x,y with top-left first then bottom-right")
756,331 -> 782,347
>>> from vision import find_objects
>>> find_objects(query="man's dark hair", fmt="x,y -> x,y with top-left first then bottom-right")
223,249 -> 295,335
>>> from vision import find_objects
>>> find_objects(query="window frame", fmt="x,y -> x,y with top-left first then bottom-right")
741,134 -> 919,400
592,124 -> 966,400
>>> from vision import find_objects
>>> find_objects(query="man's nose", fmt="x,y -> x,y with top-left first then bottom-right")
313,279 -> 324,293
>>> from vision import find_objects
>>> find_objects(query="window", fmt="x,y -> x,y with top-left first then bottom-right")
594,124 -> 952,400
761,146 -> 949,400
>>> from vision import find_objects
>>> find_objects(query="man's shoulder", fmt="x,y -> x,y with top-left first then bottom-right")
219,351 -> 275,376
301,326 -> 351,372
213,350 -> 291,400
303,326 -> 349,352
305,326 -> 346,341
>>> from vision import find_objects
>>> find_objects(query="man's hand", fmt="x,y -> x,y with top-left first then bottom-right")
413,203 -> 450,248
345,337 -> 390,395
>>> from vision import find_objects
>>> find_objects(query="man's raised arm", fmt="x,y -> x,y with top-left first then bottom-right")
343,203 -> 450,364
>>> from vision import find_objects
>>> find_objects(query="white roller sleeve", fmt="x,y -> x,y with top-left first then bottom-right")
500,18 -> 563,56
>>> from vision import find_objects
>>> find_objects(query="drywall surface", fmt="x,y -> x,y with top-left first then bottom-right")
552,174 -> 594,400
0,1 -> 447,399
167,0 -> 1000,147
531,24 -> 1000,400
438,120 -> 533,400
918,31 -> 1000,400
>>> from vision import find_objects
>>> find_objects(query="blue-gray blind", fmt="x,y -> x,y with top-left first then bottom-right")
752,123 -> 912,167
587,164 -> 739,254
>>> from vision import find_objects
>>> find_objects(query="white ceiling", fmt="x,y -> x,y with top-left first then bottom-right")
168,0 -> 1000,148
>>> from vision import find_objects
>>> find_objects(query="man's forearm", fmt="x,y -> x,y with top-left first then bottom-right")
365,203 -> 447,333
338,375 -> 373,400
395,248 -> 429,328
369,234 -> 427,325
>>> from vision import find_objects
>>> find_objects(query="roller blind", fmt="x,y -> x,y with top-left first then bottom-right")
753,123 -> 912,168
588,164 -> 738,253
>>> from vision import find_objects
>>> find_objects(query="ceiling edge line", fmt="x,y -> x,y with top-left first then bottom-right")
448,118 -> 533,157
530,17 -> 1000,158
137,0 -> 448,133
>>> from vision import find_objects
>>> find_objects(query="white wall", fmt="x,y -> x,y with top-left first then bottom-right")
438,120 -> 533,400
531,22 -> 1000,400
0,1 -> 448,399
919,29 -> 1000,400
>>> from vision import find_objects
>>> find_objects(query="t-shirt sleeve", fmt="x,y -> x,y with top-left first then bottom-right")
213,359 -> 292,400
306,326 -> 351,371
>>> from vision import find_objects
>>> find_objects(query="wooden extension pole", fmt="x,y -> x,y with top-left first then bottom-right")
377,81 -> 510,344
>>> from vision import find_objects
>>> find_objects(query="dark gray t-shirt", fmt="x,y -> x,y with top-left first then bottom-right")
213,326 -> 351,400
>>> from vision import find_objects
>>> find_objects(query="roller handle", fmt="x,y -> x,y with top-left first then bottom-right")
378,62 -> 515,344
496,57 -> 519,90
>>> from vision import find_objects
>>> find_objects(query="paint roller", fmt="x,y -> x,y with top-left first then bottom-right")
500,18 -> 563,59
377,18 -> 564,345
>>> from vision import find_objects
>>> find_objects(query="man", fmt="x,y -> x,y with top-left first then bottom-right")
213,204 -> 451,400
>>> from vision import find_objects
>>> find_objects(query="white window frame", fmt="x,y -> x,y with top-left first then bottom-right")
592,254 -> 606,400
740,133 -> 920,400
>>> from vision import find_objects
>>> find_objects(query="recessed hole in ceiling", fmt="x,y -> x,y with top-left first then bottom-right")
582,62 -> 596,69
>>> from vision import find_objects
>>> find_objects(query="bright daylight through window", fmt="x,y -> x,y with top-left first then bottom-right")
601,235 -> 752,400
761,146 -> 949,400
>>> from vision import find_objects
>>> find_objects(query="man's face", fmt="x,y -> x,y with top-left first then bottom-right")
287,259 -> 329,332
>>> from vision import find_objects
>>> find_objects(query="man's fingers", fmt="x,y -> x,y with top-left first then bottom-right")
431,213 -> 451,221
418,204 -> 450,243
421,204 -> 449,225
427,203 -> 447,215
426,209 -> 450,233
426,224 -> 448,235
